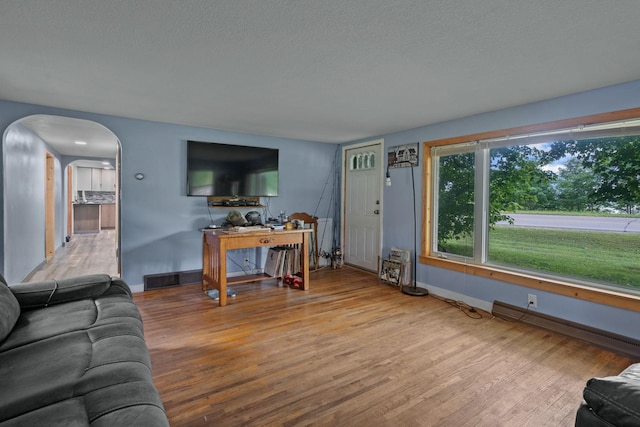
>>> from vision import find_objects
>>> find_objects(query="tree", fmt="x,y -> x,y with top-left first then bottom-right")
490,144 -> 552,216
437,152 -> 475,250
437,145 -> 551,251
548,136 -> 640,213
555,157 -> 599,211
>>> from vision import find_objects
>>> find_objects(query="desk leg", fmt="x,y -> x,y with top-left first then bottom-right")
202,234 -> 210,292
218,242 -> 228,307
301,232 -> 310,290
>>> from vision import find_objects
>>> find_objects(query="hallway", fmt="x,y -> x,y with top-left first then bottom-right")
26,230 -> 119,282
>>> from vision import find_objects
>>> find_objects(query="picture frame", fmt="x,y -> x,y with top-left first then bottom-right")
389,247 -> 411,285
388,142 -> 419,169
379,259 -> 402,286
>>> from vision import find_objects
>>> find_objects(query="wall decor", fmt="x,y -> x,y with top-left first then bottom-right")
388,142 -> 419,168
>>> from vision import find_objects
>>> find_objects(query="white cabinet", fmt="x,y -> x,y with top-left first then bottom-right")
77,167 -> 116,192
77,167 -> 93,191
91,168 -> 102,191
101,169 -> 116,191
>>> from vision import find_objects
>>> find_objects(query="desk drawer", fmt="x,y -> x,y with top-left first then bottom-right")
224,232 -> 302,249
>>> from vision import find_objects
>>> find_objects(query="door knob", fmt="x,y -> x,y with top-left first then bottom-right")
374,209 -> 380,215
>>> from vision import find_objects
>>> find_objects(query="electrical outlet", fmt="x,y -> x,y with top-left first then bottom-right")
527,294 -> 537,308
243,258 -> 250,267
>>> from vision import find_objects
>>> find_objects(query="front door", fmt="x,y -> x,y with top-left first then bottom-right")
343,141 -> 382,271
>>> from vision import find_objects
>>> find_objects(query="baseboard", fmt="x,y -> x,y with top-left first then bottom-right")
420,281 -> 494,313
492,300 -> 640,359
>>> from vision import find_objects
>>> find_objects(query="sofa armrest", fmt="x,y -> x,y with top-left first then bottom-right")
9,274 -> 130,309
580,364 -> 640,426
104,277 -> 133,297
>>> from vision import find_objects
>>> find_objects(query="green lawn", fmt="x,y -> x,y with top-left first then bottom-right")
441,226 -> 640,290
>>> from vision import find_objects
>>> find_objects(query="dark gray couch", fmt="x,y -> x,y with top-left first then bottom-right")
576,363 -> 640,426
0,274 -> 169,426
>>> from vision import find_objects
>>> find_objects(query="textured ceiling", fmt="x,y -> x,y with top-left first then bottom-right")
2,0 -> 640,146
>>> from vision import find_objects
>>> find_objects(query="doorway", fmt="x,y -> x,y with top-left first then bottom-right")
3,115 -> 121,282
342,140 -> 383,271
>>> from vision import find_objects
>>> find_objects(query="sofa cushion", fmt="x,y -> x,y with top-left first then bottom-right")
0,383 -> 168,427
582,363 -> 640,426
0,293 -> 143,353
0,322 -> 158,424
0,281 -> 20,342
9,274 -> 113,309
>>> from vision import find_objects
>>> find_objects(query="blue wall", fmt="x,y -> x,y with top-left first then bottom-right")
2,79 -> 639,339
3,122 -> 64,281
0,101 -> 337,289
350,80 -> 640,340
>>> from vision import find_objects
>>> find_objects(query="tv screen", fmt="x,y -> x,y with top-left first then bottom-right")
187,141 -> 279,197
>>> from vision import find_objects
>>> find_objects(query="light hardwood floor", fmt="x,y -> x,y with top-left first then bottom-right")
26,230 -> 118,282
27,233 -> 635,426
134,268 -> 634,427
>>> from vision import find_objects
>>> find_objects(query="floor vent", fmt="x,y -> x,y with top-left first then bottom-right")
492,300 -> 640,359
144,269 -> 202,291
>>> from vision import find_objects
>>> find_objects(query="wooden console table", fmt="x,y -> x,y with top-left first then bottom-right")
202,228 -> 312,306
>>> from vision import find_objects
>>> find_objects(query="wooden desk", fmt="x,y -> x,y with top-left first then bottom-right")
202,228 -> 312,306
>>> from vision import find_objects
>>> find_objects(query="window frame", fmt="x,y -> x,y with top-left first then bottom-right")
421,107 -> 640,312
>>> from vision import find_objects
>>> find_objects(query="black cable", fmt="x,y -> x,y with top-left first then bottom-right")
45,280 -> 58,307
430,294 -> 483,319
207,204 -> 214,225
513,303 -> 534,322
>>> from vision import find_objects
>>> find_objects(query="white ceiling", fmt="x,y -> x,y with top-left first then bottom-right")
2,0 -> 640,149
19,115 -> 118,159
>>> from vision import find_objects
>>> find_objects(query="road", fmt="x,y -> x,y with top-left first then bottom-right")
497,214 -> 640,233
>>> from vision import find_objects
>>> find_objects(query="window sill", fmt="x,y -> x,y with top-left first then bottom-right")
420,255 -> 640,313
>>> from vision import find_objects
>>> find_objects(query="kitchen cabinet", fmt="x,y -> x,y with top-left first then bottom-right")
101,169 -> 116,191
100,204 -> 116,229
77,167 -> 92,191
78,167 -> 116,192
73,204 -> 100,233
91,168 -> 102,191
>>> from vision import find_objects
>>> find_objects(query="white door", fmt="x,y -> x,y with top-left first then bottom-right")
343,141 -> 383,271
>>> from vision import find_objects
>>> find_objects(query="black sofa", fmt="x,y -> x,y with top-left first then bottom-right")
0,274 -> 169,426
576,363 -> 640,426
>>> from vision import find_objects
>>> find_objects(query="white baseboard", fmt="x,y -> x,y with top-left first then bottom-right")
418,280 -> 493,313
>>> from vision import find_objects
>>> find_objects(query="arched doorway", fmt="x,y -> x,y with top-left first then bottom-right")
3,114 -> 121,283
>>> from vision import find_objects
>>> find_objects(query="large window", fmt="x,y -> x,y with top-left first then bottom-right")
428,111 -> 640,299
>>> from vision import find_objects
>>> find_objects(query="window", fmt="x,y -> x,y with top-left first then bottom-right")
349,152 -> 376,171
427,110 -> 640,300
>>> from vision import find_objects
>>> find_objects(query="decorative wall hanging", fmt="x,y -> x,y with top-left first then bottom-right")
387,142 -> 419,168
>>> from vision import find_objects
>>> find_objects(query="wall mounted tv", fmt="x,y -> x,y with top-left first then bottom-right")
187,141 -> 279,197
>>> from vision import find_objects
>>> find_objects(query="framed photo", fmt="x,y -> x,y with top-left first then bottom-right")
379,259 -> 402,286
388,143 -> 419,169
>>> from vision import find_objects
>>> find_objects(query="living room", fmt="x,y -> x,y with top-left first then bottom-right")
1,2 -> 640,426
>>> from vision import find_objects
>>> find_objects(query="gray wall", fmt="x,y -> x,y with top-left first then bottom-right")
0,101 -> 337,289
347,79 -> 640,340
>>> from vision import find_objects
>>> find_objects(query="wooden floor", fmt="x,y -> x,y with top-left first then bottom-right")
134,268 -> 635,427
26,232 -> 634,426
26,230 -> 119,282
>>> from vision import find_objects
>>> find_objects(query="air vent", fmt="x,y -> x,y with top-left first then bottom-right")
144,269 -> 202,290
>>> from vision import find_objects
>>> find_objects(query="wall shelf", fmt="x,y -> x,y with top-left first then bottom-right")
207,196 -> 264,208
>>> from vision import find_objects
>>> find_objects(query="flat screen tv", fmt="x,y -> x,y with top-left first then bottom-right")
187,141 -> 279,197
